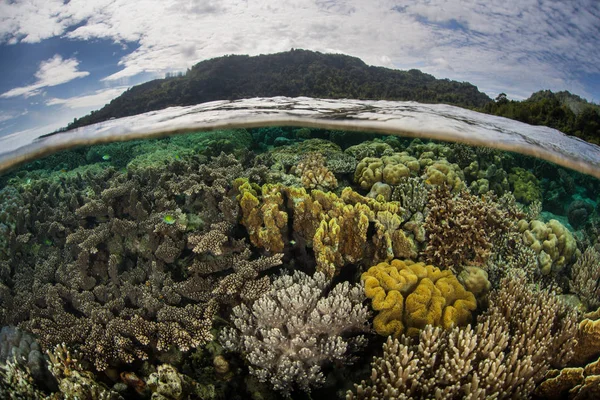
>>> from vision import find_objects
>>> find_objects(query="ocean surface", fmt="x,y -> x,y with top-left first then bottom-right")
1,97 -> 600,399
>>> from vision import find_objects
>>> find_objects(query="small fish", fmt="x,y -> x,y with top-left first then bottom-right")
60,169 -> 67,173
26,178 -> 31,184
163,215 -> 176,225
43,239 -> 52,246
175,155 -> 181,160
102,154 -> 111,161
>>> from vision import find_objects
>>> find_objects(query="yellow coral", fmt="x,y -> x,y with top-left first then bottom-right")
423,159 -> 466,192
362,259 -> 476,337
354,153 -> 419,189
237,180 -> 288,253
518,218 -> 578,275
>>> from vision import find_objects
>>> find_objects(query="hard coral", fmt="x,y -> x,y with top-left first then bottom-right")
350,271 -> 577,400
292,152 -> 338,190
354,152 -> 419,189
509,167 -> 542,204
518,218 -> 578,275
361,259 -> 476,337
220,270 -> 370,395
424,185 -> 513,271
236,179 -> 288,253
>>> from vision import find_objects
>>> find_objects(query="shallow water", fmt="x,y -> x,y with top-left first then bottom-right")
1,101 -> 600,399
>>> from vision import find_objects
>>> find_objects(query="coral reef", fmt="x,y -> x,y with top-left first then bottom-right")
518,218 -> 578,275
424,185 -> 513,271
348,272 -> 577,399
147,364 -> 194,400
354,153 -> 419,189
509,167 -> 542,204
220,270 -> 370,395
570,246 -> 600,310
536,309 -> 600,399
361,259 -> 476,337
568,200 -> 595,230
292,152 -> 338,190
0,326 -> 56,391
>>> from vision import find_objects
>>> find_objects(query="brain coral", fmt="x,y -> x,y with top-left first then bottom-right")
361,259 -> 476,337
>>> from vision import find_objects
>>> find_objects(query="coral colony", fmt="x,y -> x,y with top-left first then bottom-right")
1,127 -> 600,399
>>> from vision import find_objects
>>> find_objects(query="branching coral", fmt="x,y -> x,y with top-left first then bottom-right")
0,153 -> 274,372
362,259 -> 476,337
349,271 -> 578,399
423,185 -> 514,271
570,246 -> 600,310
536,309 -> 600,399
220,271 -> 370,395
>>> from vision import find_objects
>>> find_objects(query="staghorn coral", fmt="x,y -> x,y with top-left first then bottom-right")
292,152 -> 338,190
518,218 -> 578,276
220,270 -> 370,395
424,185 -> 514,271
570,246 -> 600,310
361,259 -> 476,337
348,271 -> 577,399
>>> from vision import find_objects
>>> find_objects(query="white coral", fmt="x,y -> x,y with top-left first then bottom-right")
220,271 -> 370,395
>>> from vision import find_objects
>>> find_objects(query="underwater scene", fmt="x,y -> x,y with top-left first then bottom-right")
1,125 -> 600,400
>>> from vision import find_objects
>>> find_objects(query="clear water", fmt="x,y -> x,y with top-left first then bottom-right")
1,101 -> 600,399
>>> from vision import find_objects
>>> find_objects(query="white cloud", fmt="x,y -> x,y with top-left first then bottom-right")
46,86 -> 128,109
0,110 -> 27,124
0,0 -> 598,100
1,55 -> 90,98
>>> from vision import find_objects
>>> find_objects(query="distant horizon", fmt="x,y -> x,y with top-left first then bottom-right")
1,0 -> 598,139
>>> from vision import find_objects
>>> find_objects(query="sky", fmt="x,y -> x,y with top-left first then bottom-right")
0,0 -> 598,140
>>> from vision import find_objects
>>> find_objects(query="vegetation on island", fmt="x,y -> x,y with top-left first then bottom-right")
62,49 -> 600,144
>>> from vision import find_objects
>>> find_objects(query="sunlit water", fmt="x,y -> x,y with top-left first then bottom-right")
1,98 -> 599,399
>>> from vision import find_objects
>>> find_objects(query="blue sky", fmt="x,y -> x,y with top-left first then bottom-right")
0,0 -> 598,140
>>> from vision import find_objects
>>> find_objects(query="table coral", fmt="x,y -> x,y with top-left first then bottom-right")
361,259 -> 476,337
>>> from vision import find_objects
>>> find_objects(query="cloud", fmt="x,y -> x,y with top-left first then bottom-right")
1,55 -> 90,98
0,0 -> 598,101
0,110 -> 28,124
46,86 -> 128,109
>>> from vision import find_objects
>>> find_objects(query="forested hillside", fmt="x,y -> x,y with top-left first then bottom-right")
481,90 -> 600,144
62,49 -> 600,144
65,49 -> 490,130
